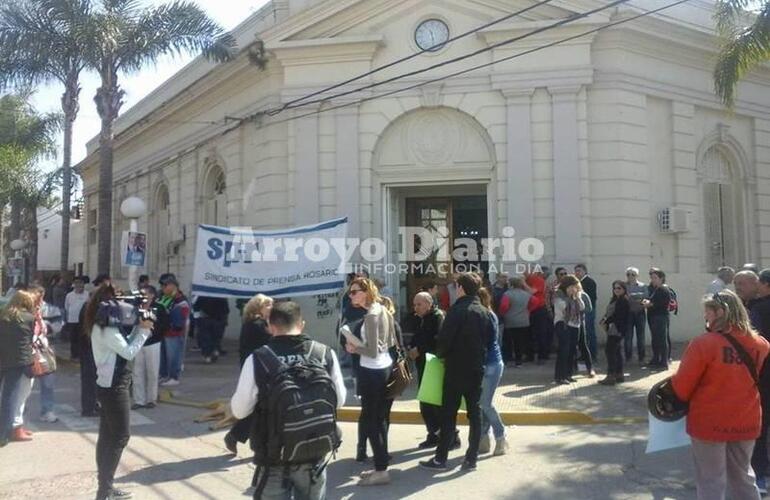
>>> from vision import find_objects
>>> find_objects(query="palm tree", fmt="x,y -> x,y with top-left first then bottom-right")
87,0 -> 235,275
713,0 -> 770,107
0,92 -> 61,283
0,0 -> 93,275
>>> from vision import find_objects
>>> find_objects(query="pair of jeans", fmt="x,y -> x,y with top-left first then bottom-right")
531,308 -> 553,360
197,317 -> 226,357
96,384 -> 131,496
435,370 -> 483,464
14,375 -> 33,427
0,366 -> 27,441
254,462 -> 326,500
357,365 -> 391,471
648,314 -> 669,368
605,335 -> 624,377
554,324 -> 578,382
132,343 -> 161,406
80,335 -> 98,414
480,361 -> 505,439
576,324 -> 593,373
161,336 -> 184,380
39,372 -> 55,415
508,326 -> 533,363
752,367 -> 770,477
64,323 -> 81,360
625,310 -> 647,361
416,356 -> 440,438
585,308 -> 598,359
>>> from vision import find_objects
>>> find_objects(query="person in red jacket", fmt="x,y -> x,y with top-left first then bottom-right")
526,270 -> 551,364
671,289 -> 770,500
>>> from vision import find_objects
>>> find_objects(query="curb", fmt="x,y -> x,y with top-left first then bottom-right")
158,390 -> 646,426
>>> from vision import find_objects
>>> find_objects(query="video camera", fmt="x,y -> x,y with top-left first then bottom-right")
115,290 -> 158,324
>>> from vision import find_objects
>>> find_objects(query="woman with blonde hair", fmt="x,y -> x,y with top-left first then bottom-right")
224,293 -> 273,455
345,277 -> 396,486
671,289 -> 770,499
238,294 -> 273,367
0,290 -> 37,446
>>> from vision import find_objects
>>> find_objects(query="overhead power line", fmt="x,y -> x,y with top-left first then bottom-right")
260,0 -> 631,118
271,0 -> 559,113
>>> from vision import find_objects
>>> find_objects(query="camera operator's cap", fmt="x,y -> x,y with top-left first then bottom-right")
93,273 -> 111,286
159,273 -> 179,287
759,269 -> 770,286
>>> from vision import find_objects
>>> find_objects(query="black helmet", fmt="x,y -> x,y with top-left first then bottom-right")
648,377 -> 688,422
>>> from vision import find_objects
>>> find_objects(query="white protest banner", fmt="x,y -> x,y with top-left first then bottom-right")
192,217 -> 348,298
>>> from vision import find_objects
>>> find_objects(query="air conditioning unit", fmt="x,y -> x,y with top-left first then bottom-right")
657,207 -> 690,233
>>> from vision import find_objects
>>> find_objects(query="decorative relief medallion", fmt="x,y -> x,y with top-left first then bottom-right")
405,111 -> 460,165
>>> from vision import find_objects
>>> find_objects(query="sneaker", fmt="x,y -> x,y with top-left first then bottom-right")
478,434 -> 491,454
145,402 -> 156,409
40,411 -> 58,423
418,435 -> 439,449
419,458 -> 448,470
130,404 -> 144,410
493,437 -> 509,456
161,378 -> 180,387
598,376 -> 616,386
460,460 -> 477,471
203,356 -> 213,364
107,488 -> 133,499
358,470 -> 390,486
757,476 -> 767,495
587,370 -> 597,378
224,431 -> 238,455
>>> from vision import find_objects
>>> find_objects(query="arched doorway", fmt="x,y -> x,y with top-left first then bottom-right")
370,107 -> 498,311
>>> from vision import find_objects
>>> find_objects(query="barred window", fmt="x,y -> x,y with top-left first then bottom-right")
701,147 -> 740,271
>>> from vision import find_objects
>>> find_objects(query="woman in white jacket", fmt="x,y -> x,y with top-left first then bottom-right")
83,285 -> 153,500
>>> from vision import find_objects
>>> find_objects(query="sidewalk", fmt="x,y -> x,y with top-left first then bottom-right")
78,337 -> 679,424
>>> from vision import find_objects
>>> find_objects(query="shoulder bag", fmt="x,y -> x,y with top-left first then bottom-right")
385,313 -> 412,399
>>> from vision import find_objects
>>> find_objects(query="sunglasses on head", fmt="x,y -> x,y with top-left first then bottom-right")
712,293 -> 727,307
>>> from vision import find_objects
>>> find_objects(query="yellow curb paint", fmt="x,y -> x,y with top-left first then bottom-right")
158,391 -> 645,426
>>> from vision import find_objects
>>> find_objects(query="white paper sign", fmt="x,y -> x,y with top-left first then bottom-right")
646,412 -> 691,454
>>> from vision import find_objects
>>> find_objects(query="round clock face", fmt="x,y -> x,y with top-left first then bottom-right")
415,19 -> 450,52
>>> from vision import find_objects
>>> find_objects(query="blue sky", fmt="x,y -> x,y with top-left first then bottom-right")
31,0 -> 270,172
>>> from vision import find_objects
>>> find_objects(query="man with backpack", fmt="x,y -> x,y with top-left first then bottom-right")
230,301 -> 346,500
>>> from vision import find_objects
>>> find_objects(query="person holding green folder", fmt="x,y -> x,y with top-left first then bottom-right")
420,272 -> 491,472
408,292 -> 445,449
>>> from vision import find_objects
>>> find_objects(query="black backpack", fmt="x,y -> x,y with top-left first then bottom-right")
250,341 -> 342,465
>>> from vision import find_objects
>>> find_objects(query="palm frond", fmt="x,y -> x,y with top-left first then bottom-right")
116,0 -> 235,73
714,2 -> 770,107
714,0 -> 756,34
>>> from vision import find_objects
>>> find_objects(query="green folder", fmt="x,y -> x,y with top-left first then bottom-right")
417,353 -> 466,410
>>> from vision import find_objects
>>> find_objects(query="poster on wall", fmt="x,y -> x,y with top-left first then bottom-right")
121,231 -> 147,267
191,217 -> 348,299
7,257 -> 22,277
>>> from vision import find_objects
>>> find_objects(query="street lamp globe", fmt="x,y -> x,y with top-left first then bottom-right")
10,239 -> 27,251
120,196 -> 146,219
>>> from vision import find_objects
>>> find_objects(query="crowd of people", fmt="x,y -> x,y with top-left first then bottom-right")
4,262 -> 770,500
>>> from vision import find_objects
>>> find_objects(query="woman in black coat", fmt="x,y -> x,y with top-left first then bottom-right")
226,293 -> 274,454
599,281 -> 630,385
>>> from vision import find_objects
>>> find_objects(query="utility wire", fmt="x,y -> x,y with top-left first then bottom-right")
271,0 -> 559,113
260,0 -> 631,118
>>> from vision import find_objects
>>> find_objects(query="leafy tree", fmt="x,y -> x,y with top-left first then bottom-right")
86,0 -> 235,274
0,0 -> 92,274
713,0 -> 770,106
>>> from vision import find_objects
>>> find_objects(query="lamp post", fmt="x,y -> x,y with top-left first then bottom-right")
120,197 -> 147,291
10,238 -> 28,285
